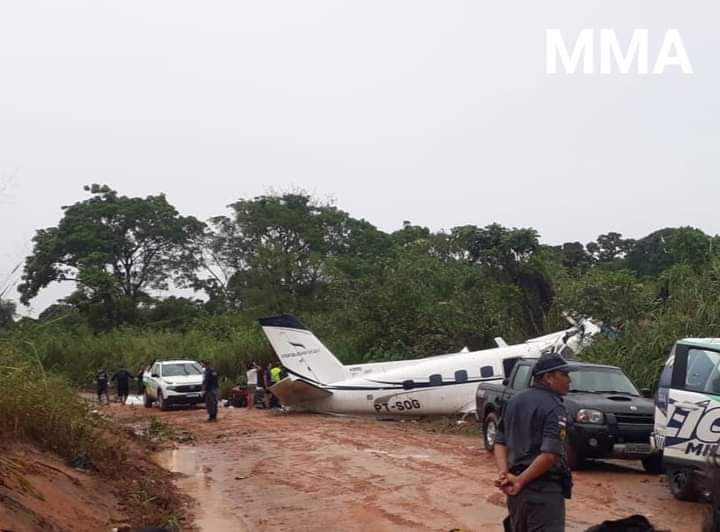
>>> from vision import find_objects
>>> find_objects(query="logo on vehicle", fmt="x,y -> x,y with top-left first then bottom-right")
630,405 -> 637,411
665,399 -> 720,457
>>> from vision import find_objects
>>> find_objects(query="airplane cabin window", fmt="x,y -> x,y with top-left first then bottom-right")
455,370 -> 468,383
429,374 -> 443,385
480,366 -> 493,378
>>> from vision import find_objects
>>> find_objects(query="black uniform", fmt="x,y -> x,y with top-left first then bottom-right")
111,369 -> 133,402
136,368 -> 145,396
496,382 -> 571,532
203,365 -> 219,421
96,370 -> 109,402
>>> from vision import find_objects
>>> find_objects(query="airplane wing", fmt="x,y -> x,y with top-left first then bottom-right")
270,377 -> 332,406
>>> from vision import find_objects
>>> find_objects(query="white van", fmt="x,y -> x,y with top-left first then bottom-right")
653,338 -> 720,500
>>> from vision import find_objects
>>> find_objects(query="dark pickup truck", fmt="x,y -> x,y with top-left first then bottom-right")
476,357 -> 661,472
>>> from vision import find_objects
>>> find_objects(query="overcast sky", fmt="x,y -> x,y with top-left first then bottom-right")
1,1 -> 718,315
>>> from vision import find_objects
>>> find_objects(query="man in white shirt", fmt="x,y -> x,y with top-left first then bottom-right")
246,362 -> 259,409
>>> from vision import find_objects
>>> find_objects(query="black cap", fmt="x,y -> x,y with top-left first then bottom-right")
532,352 -> 573,377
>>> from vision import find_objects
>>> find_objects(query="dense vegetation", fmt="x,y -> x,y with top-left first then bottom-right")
3,185 -> 720,390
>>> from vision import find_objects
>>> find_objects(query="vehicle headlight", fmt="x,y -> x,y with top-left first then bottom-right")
576,409 -> 604,424
166,385 -> 177,391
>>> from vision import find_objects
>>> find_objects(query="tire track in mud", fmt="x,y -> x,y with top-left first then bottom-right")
115,407 -> 705,532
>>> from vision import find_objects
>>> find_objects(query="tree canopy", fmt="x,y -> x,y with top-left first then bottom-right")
18,185 -> 204,326
8,186 -> 720,389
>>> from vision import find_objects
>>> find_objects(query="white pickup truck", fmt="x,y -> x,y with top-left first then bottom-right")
143,360 -> 205,410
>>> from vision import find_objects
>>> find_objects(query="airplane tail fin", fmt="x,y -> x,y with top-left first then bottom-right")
258,314 -> 349,385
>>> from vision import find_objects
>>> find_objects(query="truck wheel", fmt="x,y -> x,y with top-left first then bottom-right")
565,442 -> 584,470
143,392 -> 153,408
483,413 -> 498,452
158,392 -> 168,411
641,453 -> 663,474
668,469 -> 697,501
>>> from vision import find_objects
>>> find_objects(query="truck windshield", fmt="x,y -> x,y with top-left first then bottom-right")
162,363 -> 203,377
569,368 -> 639,396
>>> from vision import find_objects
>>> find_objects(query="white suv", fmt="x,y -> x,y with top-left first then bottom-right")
143,360 -> 205,410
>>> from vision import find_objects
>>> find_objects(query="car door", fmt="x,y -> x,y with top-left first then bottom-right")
508,363 -> 532,396
662,343 -> 720,468
500,363 -> 532,410
147,362 -> 161,399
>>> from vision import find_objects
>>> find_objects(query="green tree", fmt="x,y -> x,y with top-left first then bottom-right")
18,185 -> 205,327
626,227 -> 713,277
0,299 -> 15,329
586,232 -> 635,264
557,241 -> 592,274
328,242 -> 527,360
452,224 -> 550,334
557,268 -> 653,328
142,296 -> 206,331
200,193 -> 390,313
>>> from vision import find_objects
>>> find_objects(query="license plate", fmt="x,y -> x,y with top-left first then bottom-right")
623,444 -> 651,454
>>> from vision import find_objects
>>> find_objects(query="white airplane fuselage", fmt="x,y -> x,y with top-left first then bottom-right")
259,314 -> 596,417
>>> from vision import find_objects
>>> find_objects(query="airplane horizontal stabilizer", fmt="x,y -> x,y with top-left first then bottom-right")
270,377 -> 332,406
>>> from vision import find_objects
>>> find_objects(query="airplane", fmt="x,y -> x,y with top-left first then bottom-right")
259,314 -> 602,417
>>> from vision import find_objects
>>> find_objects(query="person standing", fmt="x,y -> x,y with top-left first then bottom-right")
261,362 -> 272,408
202,360 -> 219,422
96,368 -> 110,405
246,362 -> 259,409
269,362 -> 282,408
493,352 -> 574,532
270,362 -> 282,385
136,365 -> 147,396
111,368 -> 133,405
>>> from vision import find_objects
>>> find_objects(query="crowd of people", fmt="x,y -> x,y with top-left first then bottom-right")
94,359 -> 286,418
245,361 -> 284,409
94,367 -> 137,405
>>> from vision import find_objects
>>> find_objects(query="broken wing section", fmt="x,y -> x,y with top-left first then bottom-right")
270,377 -> 332,407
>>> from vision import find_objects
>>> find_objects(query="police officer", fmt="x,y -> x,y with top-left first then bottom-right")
493,352 -> 574,532
201,360 -> 219,422
96,368 -> 110,405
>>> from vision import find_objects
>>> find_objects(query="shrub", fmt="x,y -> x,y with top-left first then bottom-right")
0,343 -> 126,473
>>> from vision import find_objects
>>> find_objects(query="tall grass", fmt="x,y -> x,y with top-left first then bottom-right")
0,343 -> 126,472
2,315 -> 275,388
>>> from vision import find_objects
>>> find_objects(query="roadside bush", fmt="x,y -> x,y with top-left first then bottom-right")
580,262 -> 720,388
0,314 -> 275,388
0,343 -> 126,473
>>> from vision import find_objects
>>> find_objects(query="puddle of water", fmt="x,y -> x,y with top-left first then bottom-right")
155,447 -> 248,531
125,394 -> 145,406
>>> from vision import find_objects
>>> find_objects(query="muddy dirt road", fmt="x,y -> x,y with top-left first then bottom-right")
116,404 -> 705,531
